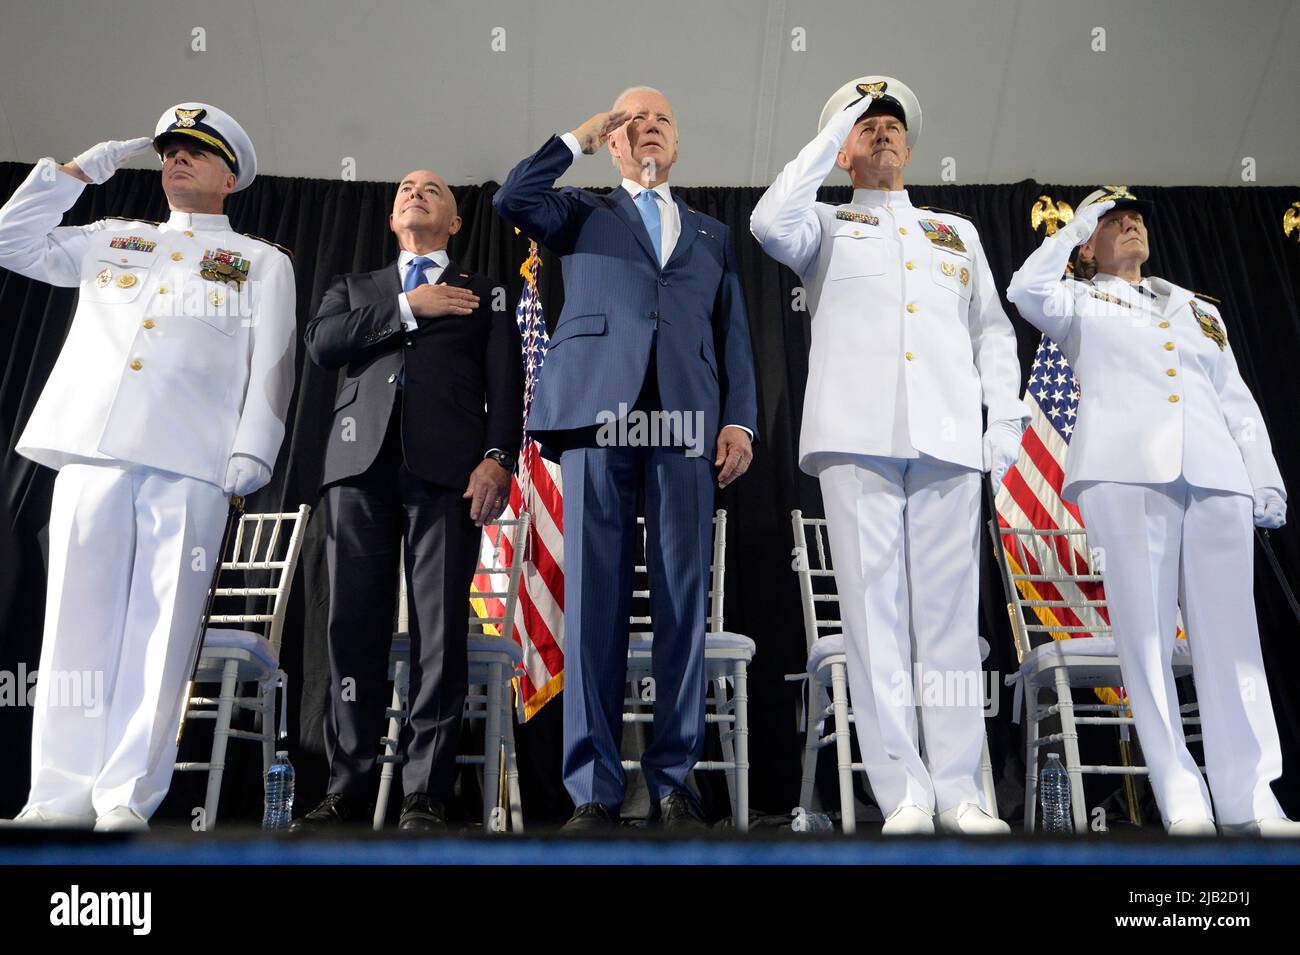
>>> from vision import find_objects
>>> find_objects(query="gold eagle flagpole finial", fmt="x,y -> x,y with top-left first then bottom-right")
1284,202 -> 1300,242
1031,195 -> 1074,236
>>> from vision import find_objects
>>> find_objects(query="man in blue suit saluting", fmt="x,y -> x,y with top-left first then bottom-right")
494,86 -> 758,830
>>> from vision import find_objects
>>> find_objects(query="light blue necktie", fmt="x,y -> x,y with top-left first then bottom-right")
398,256 -> 433,387
404,255 -> 433,292
634,189 -> 663,265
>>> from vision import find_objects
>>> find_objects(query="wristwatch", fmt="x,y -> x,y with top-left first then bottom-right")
485,449 -> 516,472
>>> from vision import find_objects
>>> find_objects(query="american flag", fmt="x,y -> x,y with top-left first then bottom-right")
994,334 -> 1121,703
470,240 -> 566,719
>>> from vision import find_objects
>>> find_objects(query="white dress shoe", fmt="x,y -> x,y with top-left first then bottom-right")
881,804 -> 935,835
937,802 -> 1011,835
93,807 -> 150,833
0,807 -> 95,829
1166,818 -> 1217,837
1220,818 -> 1300,838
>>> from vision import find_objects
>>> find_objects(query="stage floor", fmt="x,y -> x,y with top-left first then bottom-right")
3,826 -> 1299,866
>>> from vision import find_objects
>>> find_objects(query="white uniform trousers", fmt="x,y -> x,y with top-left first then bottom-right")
817,453 -> 988,816
1076,479 -> 1286,826
22,462 -> 228,821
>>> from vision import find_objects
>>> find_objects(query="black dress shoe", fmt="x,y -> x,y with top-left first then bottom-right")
289,793 -> 359,832
561,802 -> 619,832
655,791 -> 708,831
398,794 -> 447,832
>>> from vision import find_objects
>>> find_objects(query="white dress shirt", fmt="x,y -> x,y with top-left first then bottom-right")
397,247 -> 449,330
559,131 -> 679,267
620,178 -> 679,266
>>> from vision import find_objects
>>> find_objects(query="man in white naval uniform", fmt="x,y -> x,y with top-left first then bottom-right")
0,103 -> 296,831
751,76 -> 1027,834
1008,189 -> 1299,837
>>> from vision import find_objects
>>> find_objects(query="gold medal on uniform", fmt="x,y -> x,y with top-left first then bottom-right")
199,248 -> 251,287
918,218 -> 967,253
959,266 -> 970,286
95,267 -> 113,288
116,274 -> 137,289
1190,300 -> 1226,350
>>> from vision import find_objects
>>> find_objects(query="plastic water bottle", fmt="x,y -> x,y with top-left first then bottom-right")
1040,753 -> 1072,834
262,751 -> 295,830
791,807 -> 835,833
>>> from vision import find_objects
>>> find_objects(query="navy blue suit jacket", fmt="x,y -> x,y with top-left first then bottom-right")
492,135 -> 758,447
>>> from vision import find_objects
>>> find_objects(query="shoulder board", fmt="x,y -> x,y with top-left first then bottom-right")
103,216 -> 161,228
1191,290 -> 1221,305
918,205 -> 974,223
242,232 -> 294,260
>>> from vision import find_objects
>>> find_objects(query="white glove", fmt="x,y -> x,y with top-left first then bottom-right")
72,137 -> 155,185
223,454 -> 271,497
1057,198 -> 1116,248
825,88 -> 879,146
1253,487 -> 1287,529
982,418 -> 1025,489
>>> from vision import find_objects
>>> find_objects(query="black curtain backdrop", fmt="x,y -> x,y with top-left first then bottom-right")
2,160 -> 1298,827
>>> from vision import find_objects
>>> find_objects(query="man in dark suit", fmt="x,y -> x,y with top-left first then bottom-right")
493,87 -> 758,830
296,169 -> 523,831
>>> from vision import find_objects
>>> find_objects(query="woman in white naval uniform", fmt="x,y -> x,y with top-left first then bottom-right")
752,77 -> 1028,835
1007,189 -> 1298,837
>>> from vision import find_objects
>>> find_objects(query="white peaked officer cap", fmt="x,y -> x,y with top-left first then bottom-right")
152,102 -> 258,192
1077,186 -> 1155,229
818,75 -> 922,146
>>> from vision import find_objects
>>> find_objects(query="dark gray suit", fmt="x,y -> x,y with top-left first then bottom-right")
304,258 -> 523,803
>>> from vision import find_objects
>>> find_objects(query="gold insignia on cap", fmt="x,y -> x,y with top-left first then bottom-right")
1284,202 -> 1300,242
1031,195 -> 1075,236
95,267 -> 112,288
857,81 -> 887,97
116,273 -> 137,289
1097,185 -> 1138,203
174,107 -> 205,128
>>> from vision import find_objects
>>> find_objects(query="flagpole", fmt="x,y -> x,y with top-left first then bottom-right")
1256,528 -> 1300,626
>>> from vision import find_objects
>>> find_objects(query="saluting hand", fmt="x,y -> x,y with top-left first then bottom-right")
570,109 -> 631,155
64,137 -> 155,184
1061,199 -> 1116,248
